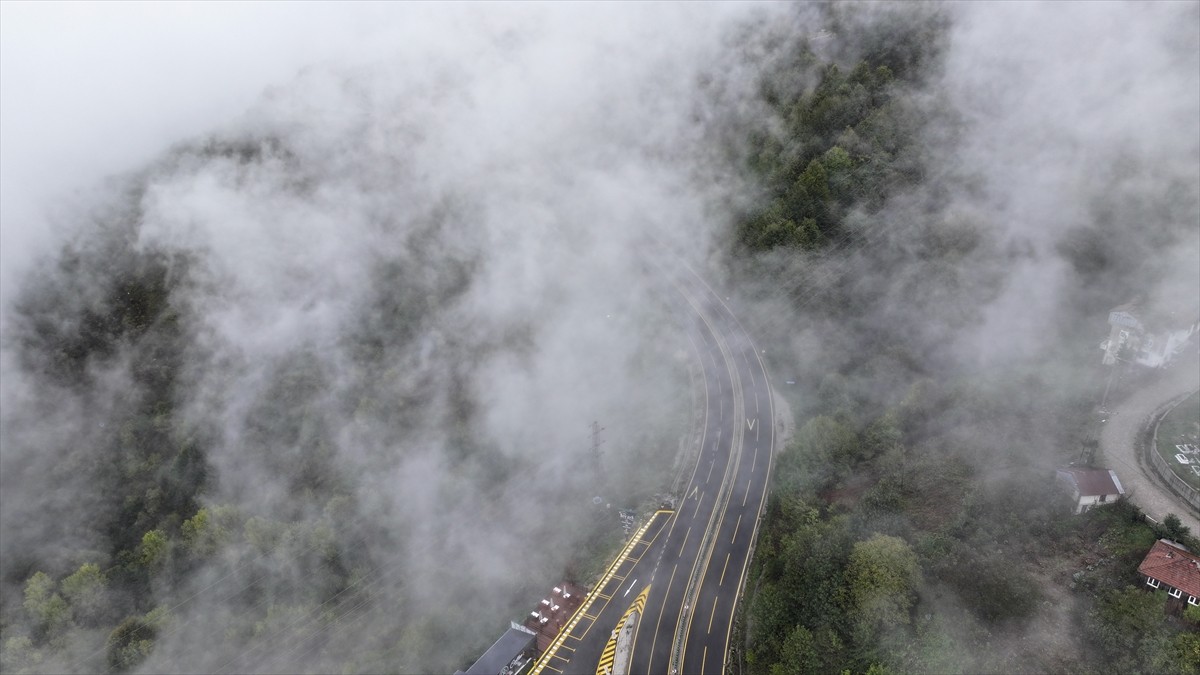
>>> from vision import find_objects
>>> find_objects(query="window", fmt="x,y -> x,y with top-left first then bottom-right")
1146,577 -> 1161,588
1189,596 -> 1199,606
1169,587 -> 1182,598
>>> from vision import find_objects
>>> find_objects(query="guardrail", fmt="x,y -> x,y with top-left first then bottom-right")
1147,392 -> 1200,515
529,511 -> 671,675
666,274 -> 747,675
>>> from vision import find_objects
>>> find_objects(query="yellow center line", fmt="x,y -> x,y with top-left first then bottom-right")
719,552 -> 730,586
663,268 -> 749,675
731,514 -> 742,544
721,324 -> 778,671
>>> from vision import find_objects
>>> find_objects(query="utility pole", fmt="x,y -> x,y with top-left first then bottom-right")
1099,363 -> 1118,413
590,421 -> 605,481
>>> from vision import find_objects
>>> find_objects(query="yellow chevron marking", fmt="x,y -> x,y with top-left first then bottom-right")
594,584 -> 651,675
531,510 -> 672,675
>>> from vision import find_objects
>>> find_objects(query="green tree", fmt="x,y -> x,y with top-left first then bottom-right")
861,412 -> 902,461
1162,632 -> 1200,675
244,515 -> 286,553
771,625 -> 818,675
22,571 -> 71,637
798,158 -> 831,203
1,635 -> 43,674
822,146 -> 856,205
846,534 -> 919,634
1185,602 -> 1200,626
61,562 -> 107,626
797,218 -> 822,249
1085,586 -> 1166,672
182,507 -> 228,557
139,529 -> 169,568
1142,631 -> 1200,675
107,616 -> 156,673
785,415 -> 860,492
1160,513 -> 1191,542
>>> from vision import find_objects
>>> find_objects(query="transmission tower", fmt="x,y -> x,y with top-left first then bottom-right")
590,421 -> 606,480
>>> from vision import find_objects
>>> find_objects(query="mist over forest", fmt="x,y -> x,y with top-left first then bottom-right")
1,3 -> 1197,675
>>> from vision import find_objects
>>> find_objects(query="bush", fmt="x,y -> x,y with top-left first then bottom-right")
106,616 -> 157,673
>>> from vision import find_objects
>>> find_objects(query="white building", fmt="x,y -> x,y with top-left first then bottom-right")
1100,303 -> 1199,368
1056,467 -> 1125,514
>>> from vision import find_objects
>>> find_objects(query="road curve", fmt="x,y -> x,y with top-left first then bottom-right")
1100,351 -> 1199,535
542,262 -> 775,675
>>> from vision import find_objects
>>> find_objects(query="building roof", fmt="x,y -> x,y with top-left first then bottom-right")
1056,468 -> 1124,497
463,625 -> 535,675
1138,539 -> 1200,598
523,581 -> 584,645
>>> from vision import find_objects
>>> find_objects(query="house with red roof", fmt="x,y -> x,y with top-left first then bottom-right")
1138,539 -> 1200,612
1055,467 -> 1124,514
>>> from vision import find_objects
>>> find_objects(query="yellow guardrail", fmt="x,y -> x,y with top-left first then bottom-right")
530,510 -> 673,675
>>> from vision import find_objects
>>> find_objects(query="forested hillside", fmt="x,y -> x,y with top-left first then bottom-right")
729,4 -> 1200,674
1,4 -> 1196,675
0,24 -> 700,672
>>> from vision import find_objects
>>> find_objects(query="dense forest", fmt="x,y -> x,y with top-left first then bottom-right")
730,5 -> 1200,675
0,76 -> 692,675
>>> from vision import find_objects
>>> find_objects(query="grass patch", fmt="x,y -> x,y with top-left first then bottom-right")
563,510 -> 627,588
1155,391 -> 1200,490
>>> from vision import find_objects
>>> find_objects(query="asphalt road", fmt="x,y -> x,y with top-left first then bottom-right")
545,264 -> 774,675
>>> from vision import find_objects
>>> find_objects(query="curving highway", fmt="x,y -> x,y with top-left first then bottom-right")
536,262 -> 775,675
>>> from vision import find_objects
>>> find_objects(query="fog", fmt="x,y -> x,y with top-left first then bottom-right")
1,3 -> 781,672
740,1 -> 1197,388
2,2 -> 1197,674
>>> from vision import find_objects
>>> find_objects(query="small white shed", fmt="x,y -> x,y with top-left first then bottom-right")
1055,467 -> 1125,514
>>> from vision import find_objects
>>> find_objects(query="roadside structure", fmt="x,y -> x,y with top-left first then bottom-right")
456,623 -> 537,675
523,582 -> 584,652
1100,302 -> 1199,368
1138,539 -> 1200,613
1055,467 -> 1125,514
458,581 -> 585,675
